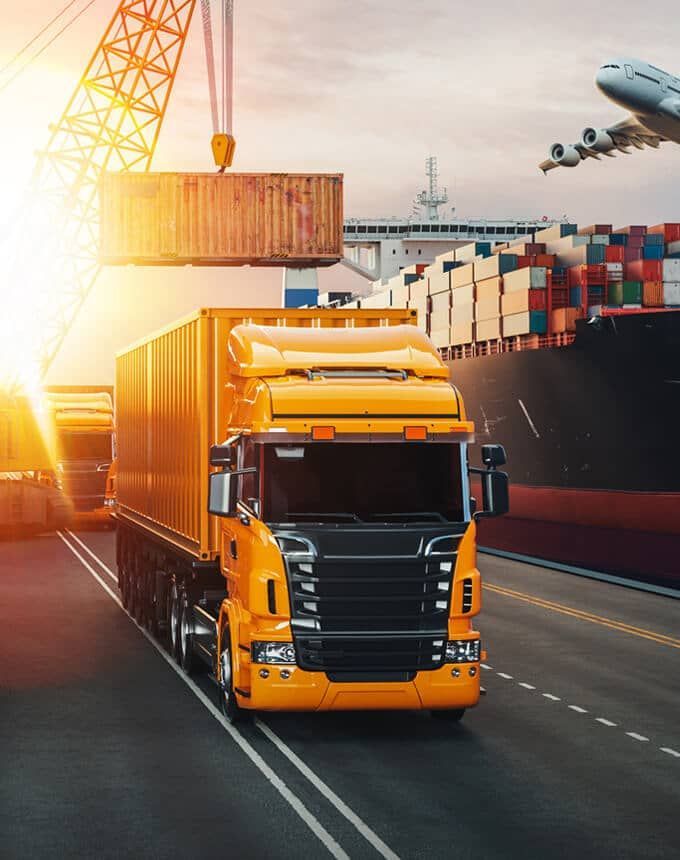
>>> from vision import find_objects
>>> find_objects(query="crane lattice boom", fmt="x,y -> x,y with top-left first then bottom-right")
34,0 -> 197,375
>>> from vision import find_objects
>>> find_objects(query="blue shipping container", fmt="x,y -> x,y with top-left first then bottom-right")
584,245 -> 607,264
529,311 -> 547,333
642,245 -> 664,259
569,287 -> 583,307
284,288 -> 319,308
643,233 -> 664,246
608,233 -> 628,245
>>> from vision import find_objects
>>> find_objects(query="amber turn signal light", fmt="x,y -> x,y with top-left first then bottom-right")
312,426 -> 335,441
404,426 -> 427,441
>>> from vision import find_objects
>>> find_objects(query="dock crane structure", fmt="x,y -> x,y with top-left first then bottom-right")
13,0 -> 236,377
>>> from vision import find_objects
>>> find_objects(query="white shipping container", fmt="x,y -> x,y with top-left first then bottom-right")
429,269 -> 451,295
662,259 -> 680,281
435,250 -> 457,266
503,267 -> 547,292
456,243 -> 483,263
667,240 -> 680,255
430,290 -> 451,315
475,297 -> 500,322
451,303 -> 475,324
452,263 -> 475,289
360,291 -> 391,309
451,322 -> 474,346
452,284 -> 474,305
429,328 -> 451,349
590,235 -> 610,245
544,234 -> 589,255
391,284 -> 410,308
663,282 -> 680,305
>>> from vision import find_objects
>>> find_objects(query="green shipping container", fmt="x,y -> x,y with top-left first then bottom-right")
623,281 -> 642,303
608,282 -> 623,306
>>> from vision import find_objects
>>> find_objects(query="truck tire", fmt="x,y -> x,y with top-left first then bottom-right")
145,570 -> 159,637
218,627 -> 249,724
133,569 -> 146,626
167,579 -> 180,661
178,590 -> 195,674
431,708 -> 466,722
120,565 -> 131,611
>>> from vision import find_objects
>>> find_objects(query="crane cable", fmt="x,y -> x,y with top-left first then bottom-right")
200,0 -> 220,135
201,0 -> 234,136
0,0 -> 100,97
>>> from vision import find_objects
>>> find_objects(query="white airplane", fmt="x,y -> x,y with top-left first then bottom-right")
539,57 -> 680,173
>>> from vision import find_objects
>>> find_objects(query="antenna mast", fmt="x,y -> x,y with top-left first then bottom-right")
414,156 -> 448,221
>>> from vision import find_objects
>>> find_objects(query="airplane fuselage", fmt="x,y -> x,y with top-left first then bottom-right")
596,57 -> 680,144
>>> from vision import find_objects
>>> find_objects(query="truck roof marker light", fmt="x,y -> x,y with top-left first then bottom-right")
405,426 -> 427,441
312,426 -> 335,441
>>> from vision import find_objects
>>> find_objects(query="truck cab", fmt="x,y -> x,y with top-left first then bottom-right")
204,324 -> 508,719
45,389 -> 115,526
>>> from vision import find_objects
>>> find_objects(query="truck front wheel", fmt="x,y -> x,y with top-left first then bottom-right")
218,628 -> 249,724
168,579 -> 180,661
178,590 -> 195,674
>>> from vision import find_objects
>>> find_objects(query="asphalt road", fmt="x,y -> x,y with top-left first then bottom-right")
1,528 -> 678,860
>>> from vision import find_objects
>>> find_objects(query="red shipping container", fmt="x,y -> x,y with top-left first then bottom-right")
623,247 -> 642,262
626,235 -> 645,248
568,264 -> 607,287
534,254 -> 557,267
642,281 -> 663,306
626,259 -> 662,282
515,255 -> 532,269
648,223 -> 680,243
615,225 -> 647,235
605,245 -> 625,263
577,224 -> 613,236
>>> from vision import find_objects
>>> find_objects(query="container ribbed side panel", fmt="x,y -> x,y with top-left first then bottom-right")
100,173 -> 344,266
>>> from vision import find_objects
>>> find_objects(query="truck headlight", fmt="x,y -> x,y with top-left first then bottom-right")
445,639 -> 480,663
251,641 -> 297,665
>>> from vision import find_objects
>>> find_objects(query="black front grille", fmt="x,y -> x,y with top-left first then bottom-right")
61,462 -> 108,510
296,632 -> 447,673
279,526 -> 463,673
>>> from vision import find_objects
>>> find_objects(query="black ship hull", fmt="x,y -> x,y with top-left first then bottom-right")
447,311 -> 680,586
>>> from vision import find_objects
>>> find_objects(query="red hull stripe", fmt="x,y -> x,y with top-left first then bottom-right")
474,482 -> 679,535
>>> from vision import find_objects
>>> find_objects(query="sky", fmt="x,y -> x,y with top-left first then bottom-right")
0,0 -> 679,383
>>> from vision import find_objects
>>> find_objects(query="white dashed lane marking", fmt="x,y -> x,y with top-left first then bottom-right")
661,748 -> 680,758
488,667 -> 676,761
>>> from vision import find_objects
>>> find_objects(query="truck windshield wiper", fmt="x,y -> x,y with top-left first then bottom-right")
367,512 -> 449,523
287,512 -> 363,523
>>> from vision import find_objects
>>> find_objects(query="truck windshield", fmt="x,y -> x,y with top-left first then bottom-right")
264,442 -> 466,524
58,432 -> 112,461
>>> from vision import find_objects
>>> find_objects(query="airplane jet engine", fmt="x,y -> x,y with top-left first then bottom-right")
549,143 -> 581,167
581,127 -> 616,153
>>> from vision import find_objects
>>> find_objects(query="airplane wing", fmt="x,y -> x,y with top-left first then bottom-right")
539,115 -> 668,174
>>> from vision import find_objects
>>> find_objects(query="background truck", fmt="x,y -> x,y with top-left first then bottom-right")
0,389 -> 73,533
115,308 -> 508,722
44,387 -> 115,526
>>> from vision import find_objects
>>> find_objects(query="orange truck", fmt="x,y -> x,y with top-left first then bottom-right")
0,389 -> 73,533
115,309 -> 508,722
44,387 -> 115,526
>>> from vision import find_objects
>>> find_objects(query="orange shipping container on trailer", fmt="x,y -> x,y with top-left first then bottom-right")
115,308 -> 419,561
99,172 -> 344,267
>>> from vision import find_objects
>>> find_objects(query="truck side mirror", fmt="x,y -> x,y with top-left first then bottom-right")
481,444 -> 506,469
476,470 -> 509,519
208,471 -> 238,517
210,444 -> 234,468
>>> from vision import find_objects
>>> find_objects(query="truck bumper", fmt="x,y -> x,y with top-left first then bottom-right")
72,507 -> 114,528
242,663 -> 481,712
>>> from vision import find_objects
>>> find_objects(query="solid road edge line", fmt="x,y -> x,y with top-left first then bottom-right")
255,719 -> 400,860
55,531 -> 352,860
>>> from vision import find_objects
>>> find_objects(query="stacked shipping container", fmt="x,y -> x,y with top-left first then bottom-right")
356,221 -> 680,352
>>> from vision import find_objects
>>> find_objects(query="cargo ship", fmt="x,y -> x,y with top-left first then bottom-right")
339,215 -> 680,587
